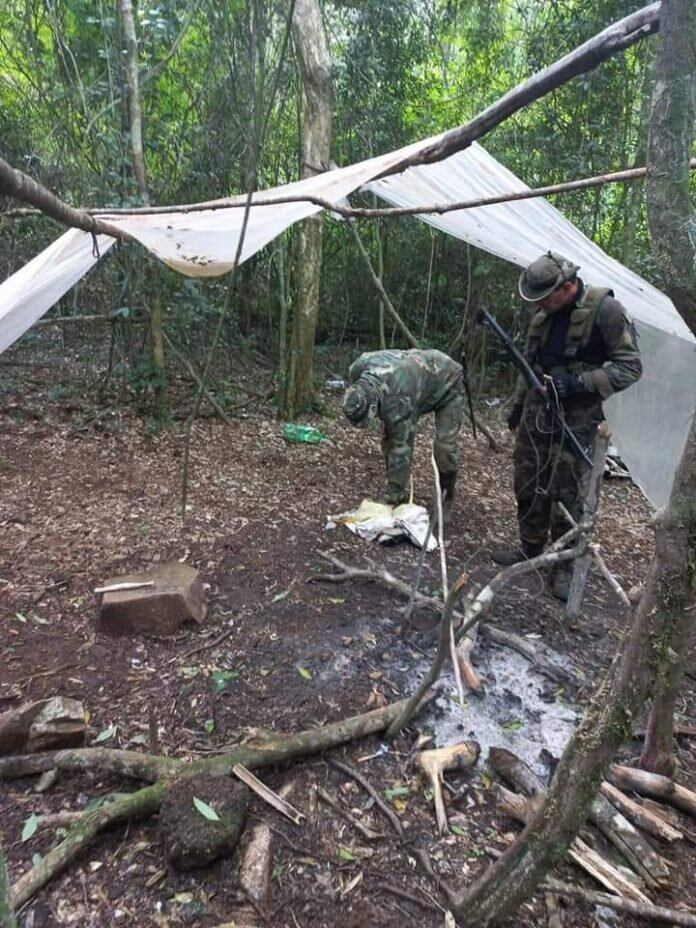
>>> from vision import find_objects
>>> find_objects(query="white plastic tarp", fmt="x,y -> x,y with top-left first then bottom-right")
0,132 -> 442,355
0,135 -> 693,507
367,143 -> 696,507
0,229 -> 115,353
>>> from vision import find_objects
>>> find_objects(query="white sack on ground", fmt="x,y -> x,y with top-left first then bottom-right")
367,142 -> 696,508
326,499 -> 438,551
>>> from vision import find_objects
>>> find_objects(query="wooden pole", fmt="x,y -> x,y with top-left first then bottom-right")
566,422 -> 611,619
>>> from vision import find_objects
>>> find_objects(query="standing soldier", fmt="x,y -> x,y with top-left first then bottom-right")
341,349 -> 464,520
491,251 -> 643,600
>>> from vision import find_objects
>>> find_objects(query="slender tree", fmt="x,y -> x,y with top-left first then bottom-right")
119,0 -> 149,201
284,0 -> 332,414
118,0 -> 166,417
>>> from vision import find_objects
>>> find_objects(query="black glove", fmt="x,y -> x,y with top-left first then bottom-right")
549,372 -> 583,400
507,403 -> 523,431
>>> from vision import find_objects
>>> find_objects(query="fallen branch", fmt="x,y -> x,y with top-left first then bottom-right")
171,621 -> 236,664
589,790 -> 670,888
453,521 -> 587,646
328,758 -> 405,840
313,548 -> 583,689
432,457 -> 478,699
491,748 -> 669,889
565,423 -> 610,619
488,747 -> 545,797
608,765 -> 696,819
315,786 -> 383,841
588,543 -> 631,606
557,501 -> 630,607
232,764 -> 305,825
0,746 -> 176,783
11,780 -> 167,908
5,697 -> 427,909
600,782 -> 683,843
417,741 -> 480,834
544,878 -> 696,927
374,882 -> 441,912
401,509 -> 437,635
479,625 -> 579,687
496,785 -> 650,902
386,571 -> 470,737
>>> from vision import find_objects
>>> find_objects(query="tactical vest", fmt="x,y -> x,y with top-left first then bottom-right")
527,285 -> 613,375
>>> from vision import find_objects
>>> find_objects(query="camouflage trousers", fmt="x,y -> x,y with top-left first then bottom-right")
381,377 -> 464,504
513,394 -> 602,550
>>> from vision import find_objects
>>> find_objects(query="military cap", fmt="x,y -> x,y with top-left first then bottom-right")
518,251 -> 580,302
342,381 -> 379,426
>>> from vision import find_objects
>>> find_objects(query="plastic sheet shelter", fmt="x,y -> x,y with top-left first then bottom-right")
0,135 -> 693,507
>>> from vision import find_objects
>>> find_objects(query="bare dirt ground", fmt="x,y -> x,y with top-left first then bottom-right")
1,340 -> 694,928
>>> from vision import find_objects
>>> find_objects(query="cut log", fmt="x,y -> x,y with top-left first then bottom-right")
96,562 -> 206,636
238,781 -> 297,905
0,698 -> 86,756
495,785 -> 651,903
545,878 -> 696,927
491,748 -> 668,887
488,747 -> 546,797
600,782 -> 683,842
589,792 -> 670,888
609,765 -> 696,819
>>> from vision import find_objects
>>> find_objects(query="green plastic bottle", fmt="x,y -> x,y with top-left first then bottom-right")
282,423 -> 326,444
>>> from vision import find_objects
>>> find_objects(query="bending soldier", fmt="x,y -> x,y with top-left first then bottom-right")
492,251 -> 643,600
341,349 -> 464,520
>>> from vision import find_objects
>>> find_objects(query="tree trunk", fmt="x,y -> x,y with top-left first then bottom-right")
119,0 -> 167,416
641,0 -> 696,775
149,289 -> 166,419
622,48 -> 654,267
119,0 -> 149,202
284,0 -> 332,414
0,839 -> 16,928
448,3 -> 696,922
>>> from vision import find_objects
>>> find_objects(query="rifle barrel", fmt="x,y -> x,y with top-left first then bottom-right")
478,308 -> 593,467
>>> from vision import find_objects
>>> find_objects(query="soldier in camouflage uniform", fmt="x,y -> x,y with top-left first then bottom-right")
491,252 -> 642,600
342,349 -> 464,518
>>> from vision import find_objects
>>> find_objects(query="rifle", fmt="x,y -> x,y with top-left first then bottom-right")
478,307 -> 593,466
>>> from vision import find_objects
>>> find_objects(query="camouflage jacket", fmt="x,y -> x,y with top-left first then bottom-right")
348,349 -> 463,429
513,282 -> 643,407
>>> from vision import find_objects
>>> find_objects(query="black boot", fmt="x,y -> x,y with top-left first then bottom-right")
439,472 -> 456,525
490,542 -> 543,567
